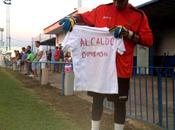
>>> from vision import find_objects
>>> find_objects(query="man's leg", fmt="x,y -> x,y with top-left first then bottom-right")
91,94 -> 105,130
114,101 -> 126,130
29,62 -> 32,74
114,78 -> 129,130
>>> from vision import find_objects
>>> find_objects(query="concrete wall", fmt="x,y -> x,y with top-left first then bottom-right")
56,32 -> 66,46
136,45 -> 149,67
155,28 -> 175,56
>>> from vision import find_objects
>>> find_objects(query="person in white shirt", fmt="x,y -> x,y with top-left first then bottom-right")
35,41 -> 47,69
35,41 -> 49,85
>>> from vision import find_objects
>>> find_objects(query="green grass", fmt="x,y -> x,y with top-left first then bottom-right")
0,68 -> 81,130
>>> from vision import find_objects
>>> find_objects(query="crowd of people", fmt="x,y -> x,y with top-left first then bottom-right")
10,41 -> 72,77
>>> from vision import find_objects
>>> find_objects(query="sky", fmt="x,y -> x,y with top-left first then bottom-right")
0,0 -> 151,47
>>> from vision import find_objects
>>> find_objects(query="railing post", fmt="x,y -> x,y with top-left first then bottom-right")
151,66 -> 155,123
144,67 -> 149,120
172,70 -> 175,130
139,67 -> 143,119
39,62 -> 42,82
157,68 -> 163,126
133,66 -> 137,118
165,69 -> 169,129
61,62 -> 65,96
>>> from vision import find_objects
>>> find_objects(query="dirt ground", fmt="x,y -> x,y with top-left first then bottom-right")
11,70 -> 163,130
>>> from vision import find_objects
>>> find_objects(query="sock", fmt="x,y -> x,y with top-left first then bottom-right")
114,123 -> 124,130
91,120 -> 100,130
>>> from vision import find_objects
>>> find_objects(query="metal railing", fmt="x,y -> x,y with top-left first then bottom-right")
131,67 -> 174,130
104,66 -> 175,130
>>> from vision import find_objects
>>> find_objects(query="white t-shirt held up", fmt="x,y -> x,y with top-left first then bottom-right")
62,25 -> 125,94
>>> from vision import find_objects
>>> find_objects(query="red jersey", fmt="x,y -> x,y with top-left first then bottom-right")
79,3 -> 153,78
54,49 -> 60,61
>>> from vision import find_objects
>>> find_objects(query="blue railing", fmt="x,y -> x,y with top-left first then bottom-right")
126,67 -> 175,130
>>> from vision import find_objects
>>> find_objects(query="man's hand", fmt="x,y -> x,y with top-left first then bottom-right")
110,25 -> 134,40
59,16 -> 76,32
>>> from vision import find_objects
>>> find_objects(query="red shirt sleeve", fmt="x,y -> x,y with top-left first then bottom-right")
138,12 -> 153,47
79,8 -> 97,26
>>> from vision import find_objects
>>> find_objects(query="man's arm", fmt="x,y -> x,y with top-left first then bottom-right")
73,14 -> 85,24
137,14 -> 153,47
38,51 -> 43,61
112,13 -> 153,47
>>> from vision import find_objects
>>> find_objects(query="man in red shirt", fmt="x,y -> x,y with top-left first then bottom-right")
54,46 -> 60,72
59,0 -> 153,130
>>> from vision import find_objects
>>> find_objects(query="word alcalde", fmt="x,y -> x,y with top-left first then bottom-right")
80,37 -> 114,47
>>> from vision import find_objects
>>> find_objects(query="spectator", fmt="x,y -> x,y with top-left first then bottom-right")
59,46 -> 64,61
47,48 -> 52,70
26,45 -> 32,52
47,48 -> 52,61
59,46 -> 64,72
26,50 -> 34,77
35,41 -> 48,84
53,46 -> 60,72
25,45 -> 32,75
35,41 -> 47,69
32,47 -> 40,77
20,47 -> 27,72
64,51 -> 72,72
12,50 -> 21,70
